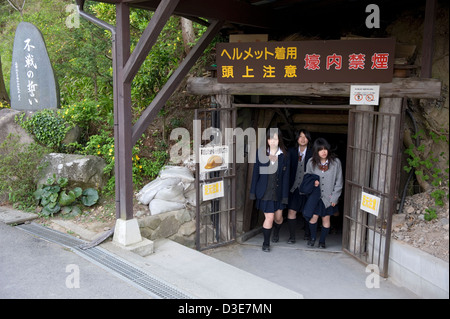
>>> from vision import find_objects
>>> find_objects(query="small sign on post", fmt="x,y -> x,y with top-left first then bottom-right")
350,85 -> 380,105
360,191 -> 381,216
202,180 -> 224,201
199,145 -> 229,175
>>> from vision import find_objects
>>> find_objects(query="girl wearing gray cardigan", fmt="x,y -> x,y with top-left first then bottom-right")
304,138 -> 343,248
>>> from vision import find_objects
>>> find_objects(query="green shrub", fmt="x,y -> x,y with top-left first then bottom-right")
0,134 -> 50,210
33,174 -> 99,217
16,110 -> 71,151
58,100 -> 102,135
83,130 -> 169,194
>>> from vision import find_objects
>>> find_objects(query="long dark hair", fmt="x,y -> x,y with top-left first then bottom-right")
311,137 -> 337,168
265,127 -> 287,155
295,129 -> 312,148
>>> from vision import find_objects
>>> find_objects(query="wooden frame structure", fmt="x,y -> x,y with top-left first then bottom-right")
76,0 -> 440,230
77,0 -> 223,220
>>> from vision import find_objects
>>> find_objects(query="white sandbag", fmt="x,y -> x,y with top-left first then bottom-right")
136,177 -> 181,205
183,181 -> 194,192
184,188 -> 196,206
149,199 -> 185,216
154,183 -> 186,203
159,165 -> 195,183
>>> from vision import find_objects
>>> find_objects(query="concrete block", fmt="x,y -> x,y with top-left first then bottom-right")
113,218 -> 154,256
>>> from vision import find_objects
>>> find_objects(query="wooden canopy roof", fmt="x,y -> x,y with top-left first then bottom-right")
79,0 -> 425,36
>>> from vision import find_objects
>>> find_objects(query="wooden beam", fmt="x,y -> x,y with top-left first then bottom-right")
421,0 -> 437,78
132,19 -> 224,144
122,0 -> 179,83
233,103 -> 351,110
187,77 -> 442,99
291,113 -> 348,124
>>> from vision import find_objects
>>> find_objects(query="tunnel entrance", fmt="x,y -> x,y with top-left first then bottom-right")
236,97 -> 350,250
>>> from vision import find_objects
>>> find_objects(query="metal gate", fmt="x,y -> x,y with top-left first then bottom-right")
342,100 -> 405,278
194,104 -> 237,250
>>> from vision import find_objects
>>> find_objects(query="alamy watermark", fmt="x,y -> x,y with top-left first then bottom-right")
366,4 -> 380,29
365,264 -> 380,289
65,264 -> 80,289
170,123 -> 282,173
65,4 -> 80,29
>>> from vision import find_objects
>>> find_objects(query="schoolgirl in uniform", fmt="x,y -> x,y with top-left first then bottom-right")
250,128 -> 290,252
287,129 -> 313,244
304,138 -> 343,248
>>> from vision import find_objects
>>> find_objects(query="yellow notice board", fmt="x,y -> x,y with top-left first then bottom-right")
202,180 -> 224,201
360,191 -> 381,216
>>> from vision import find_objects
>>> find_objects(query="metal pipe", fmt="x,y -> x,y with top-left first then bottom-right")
76,0 -> 120,218
398,106 -> 419,214
76,1 -> 116,36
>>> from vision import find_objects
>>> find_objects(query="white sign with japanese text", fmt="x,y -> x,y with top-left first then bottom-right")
360,191 -> 381,216
350,85 -> 380,105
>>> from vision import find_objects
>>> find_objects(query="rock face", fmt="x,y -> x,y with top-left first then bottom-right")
36,153 -> 107,189
0,109 -> 34,152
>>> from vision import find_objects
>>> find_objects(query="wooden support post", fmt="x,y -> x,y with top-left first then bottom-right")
421,0 -> 437,78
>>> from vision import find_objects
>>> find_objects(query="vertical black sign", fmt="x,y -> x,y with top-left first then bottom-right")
10,22 -> 59,111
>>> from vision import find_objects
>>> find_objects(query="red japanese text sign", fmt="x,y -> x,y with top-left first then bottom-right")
216,38 -> 395,83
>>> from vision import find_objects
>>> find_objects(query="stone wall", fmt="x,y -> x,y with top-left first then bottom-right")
138,207 -> 196,248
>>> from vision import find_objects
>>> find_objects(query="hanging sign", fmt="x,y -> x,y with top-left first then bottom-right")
360,191 -> 381,216
216,38 -> 395,83
350,85 -> 380,105
199,145 -> 229,174
202,180 -> 224,201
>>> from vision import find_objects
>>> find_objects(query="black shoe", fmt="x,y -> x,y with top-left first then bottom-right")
319,242 -> 326,249
262,244 -> 270,252
304,235 -> 311,241
271,234 -> 279,243
287,237 -> 296,244
307,239 -> 315,247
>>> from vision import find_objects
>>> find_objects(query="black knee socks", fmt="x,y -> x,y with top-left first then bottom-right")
288,218 -> 296,239
262,227 -> 272,246
309,221 -> 317,241
319,226 -> 330,244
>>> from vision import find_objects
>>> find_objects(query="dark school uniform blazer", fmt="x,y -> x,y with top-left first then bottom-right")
249,148 -> 290,205
299,173 -> 321,219
288,146 -> 313,191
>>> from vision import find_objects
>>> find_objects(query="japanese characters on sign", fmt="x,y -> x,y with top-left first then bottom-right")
216,38 -> 395,83
199,145 -> 229,175
202,180 -> 225,201
23,38 -> 39,107
10,22 -> 59,111
360,191 -> 381,216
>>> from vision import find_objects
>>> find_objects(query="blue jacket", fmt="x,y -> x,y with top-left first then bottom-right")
299,173 -> 321,218
250,148 -> 290,204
